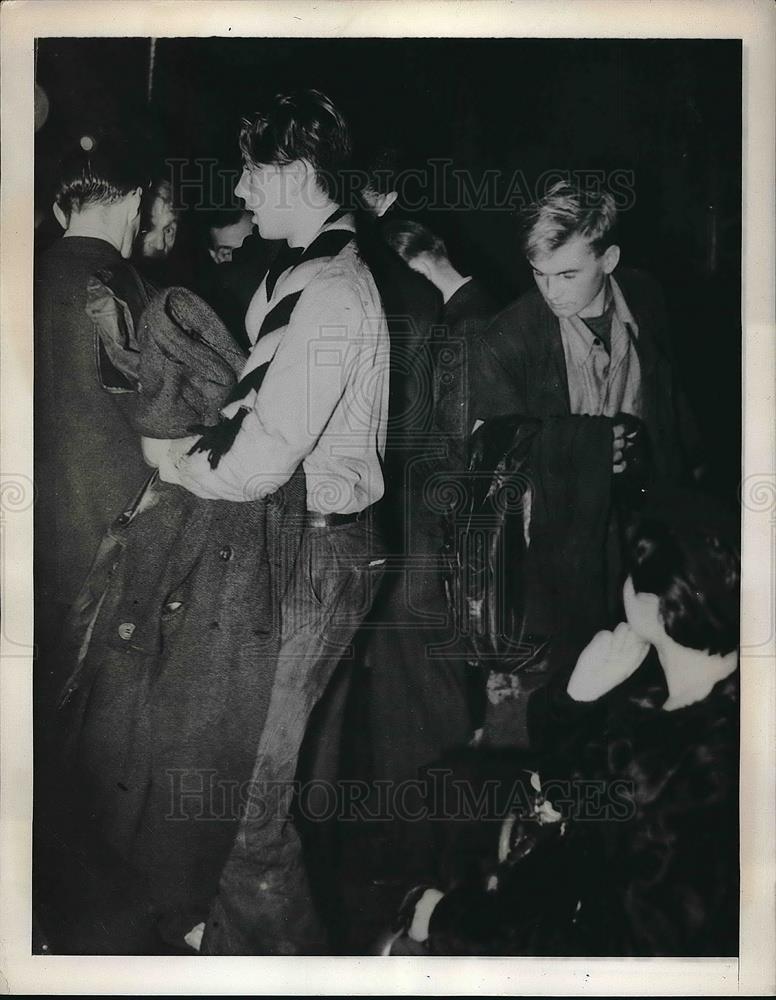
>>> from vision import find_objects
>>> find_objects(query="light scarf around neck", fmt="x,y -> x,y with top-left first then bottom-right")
187,211 -> 354,470
558,273 -> 643,419
244,208 -> 352,346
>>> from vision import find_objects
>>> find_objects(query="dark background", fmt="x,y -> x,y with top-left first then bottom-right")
34,36 -> 742,497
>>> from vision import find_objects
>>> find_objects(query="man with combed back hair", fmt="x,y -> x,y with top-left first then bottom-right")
383,217 -> 499,470
350,217 -> 499,879
34,135 -> 151,639
33,137 -> 155,954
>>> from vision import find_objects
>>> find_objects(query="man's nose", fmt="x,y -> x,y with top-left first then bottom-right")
235,171 -> 249,202
546,276 -> 564,299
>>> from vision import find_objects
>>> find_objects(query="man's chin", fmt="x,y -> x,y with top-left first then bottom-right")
538,295 -> 572,318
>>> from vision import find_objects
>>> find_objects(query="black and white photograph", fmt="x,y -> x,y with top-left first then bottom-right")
1,0 -> 774,993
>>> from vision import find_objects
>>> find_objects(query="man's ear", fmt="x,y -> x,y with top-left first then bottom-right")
52,202 -> 68,231
294,159 -> 315,195
207,248 -> 218,263
601,244 -> 621,275
375,190 -> 399,218
128,187 -> 143,221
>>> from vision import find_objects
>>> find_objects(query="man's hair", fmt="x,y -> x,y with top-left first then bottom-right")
139,177 -> 179,231
629,499 -> 740,656
196,207 -> 251,246
238,89 -> 352,202
381,219 -> 449,265
54,136 -> 147,218
520,181 -> 618,260
356,144 -> 401,195
204,207 -> 251,233
148,177 -> 175,208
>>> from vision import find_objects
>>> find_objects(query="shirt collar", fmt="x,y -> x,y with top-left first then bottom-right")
443,274 -> 473,305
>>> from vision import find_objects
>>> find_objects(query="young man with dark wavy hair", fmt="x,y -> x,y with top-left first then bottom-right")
152,88 -> 389,955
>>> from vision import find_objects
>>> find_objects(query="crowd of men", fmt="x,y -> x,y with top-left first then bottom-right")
33,88 -> 730,958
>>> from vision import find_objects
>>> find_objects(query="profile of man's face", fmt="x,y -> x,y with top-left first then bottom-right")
529,234 -> 619,319
141,196 -> 178,259
208,214 -> 255,264
234,163 -> 297,241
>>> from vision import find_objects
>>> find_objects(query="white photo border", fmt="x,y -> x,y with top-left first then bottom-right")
1,1 -> 774,994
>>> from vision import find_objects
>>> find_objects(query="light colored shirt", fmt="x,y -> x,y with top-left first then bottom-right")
558,274 -> 643,419
157,238 -> 389,512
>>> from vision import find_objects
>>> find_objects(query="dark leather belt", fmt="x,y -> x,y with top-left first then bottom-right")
305,505 -> 373,528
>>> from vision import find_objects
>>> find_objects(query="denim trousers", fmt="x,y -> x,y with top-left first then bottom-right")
201,518 -> 385,955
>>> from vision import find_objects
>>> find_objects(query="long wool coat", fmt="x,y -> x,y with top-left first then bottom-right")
58,286 -> 305,931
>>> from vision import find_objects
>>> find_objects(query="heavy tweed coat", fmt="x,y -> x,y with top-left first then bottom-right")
58,286 -> 305,933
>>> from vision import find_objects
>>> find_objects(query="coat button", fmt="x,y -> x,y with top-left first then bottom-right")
219,545 -> 234,561
118,622 -> 136,640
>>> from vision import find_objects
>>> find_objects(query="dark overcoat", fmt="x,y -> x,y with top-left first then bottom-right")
469,267 -> 700,483
34,236 -> 153,610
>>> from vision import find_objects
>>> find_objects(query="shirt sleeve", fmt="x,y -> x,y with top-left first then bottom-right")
163,272 -> 363,502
